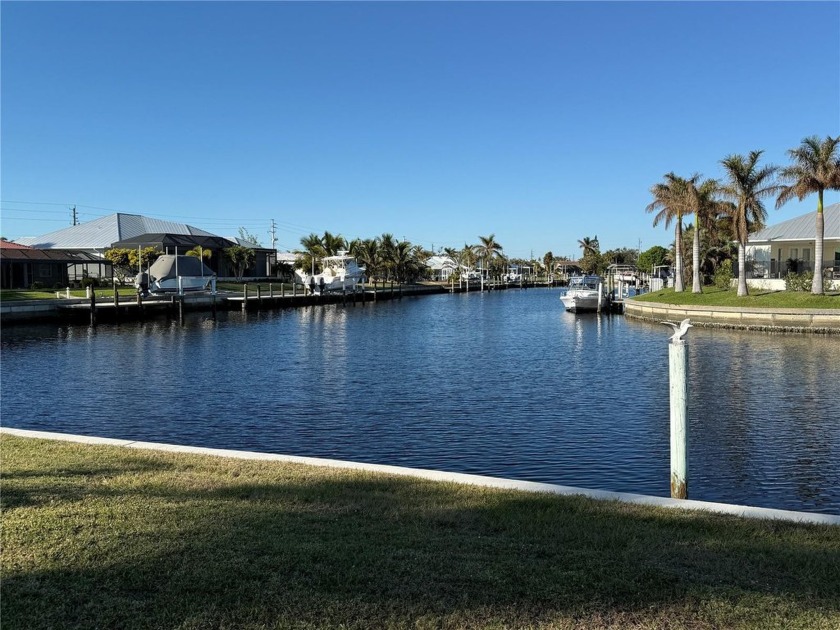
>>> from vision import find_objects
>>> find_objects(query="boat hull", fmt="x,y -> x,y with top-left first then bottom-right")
560,292 -> 601,312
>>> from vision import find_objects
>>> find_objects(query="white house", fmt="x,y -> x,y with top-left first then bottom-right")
426,254 -> 458,281
745,203 -> 840,288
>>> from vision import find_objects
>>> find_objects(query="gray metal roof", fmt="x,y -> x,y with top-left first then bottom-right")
16,213 -> 218,250
749,203 -> 840,243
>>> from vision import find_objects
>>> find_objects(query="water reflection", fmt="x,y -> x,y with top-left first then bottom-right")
1,290 -> 838,514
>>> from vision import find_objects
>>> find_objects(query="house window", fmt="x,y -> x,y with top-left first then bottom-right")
38,264 -> 53,278
802,248 -> 811,261
790,248 -> 798,260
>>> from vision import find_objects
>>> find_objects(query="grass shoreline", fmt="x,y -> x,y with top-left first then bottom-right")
632,286 -> 840,309
3,435 -> 839,629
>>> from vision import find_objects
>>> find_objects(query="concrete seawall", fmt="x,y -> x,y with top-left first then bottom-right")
3,427 -> 838,526
625,299 -> 840,333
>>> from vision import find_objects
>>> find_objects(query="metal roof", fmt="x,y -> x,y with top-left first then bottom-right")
112,233 -> 234,250
749,203 -> 840,243
15,213 -> 219,250
0,248 -> 108,263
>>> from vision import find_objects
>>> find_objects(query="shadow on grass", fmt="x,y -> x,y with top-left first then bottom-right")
3,440 -> 840,628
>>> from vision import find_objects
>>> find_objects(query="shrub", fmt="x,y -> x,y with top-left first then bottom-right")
81,277 -> 100,289
713,260 -> 733,290
29,281 -> 45,290
785,271 -> 813,292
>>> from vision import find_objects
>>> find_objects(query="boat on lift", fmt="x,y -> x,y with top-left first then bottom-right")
560,275 -> 605,312
135,255 -> 215,295
295,251 -> 366,295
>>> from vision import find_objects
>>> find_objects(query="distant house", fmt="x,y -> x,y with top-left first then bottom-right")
746,203 -> 840,281
14,213 -> 279,280
0,240 -> 112,289
425,255 -> 458,281
16,213 -> 218,253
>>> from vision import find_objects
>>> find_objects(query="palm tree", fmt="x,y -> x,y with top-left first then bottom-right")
350,238 -> 380,282
776,135 -> 840,294
379,233 -> 397,280
477,234 -> 503,277
543,251 -> 555,280
719,151 -> 781,297
185,245 -> 212,261
685,176 -> 723,293
298,233 -> 325,275
577,235 -> 599,257
646,174 -> 693,292
321,231 -> 347,257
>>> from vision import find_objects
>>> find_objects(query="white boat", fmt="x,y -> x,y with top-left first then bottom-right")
296,251 -> 365,295
560,275 -> 604,312
137,255 -> 215,295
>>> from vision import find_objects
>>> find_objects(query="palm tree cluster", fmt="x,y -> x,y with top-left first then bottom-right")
296,232 -> 429,283
646,135 -> 840,296
296,232 -> 513,284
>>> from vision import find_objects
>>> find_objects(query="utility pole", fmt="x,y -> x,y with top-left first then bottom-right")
71,205 -> 78,226
269,219 -> 277,250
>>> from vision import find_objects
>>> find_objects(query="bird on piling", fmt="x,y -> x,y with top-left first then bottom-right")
661,318 -> 693,342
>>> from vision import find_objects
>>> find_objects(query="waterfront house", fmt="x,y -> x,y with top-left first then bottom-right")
0,240 -> 112,289
14,213 -> 278,281
425,255 -> 458,281
745,203 -> 840,288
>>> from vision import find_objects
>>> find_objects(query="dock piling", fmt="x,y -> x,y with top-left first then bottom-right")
665,319 -> 692,499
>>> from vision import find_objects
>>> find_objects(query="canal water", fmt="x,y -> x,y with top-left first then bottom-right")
2,288 -> 838,514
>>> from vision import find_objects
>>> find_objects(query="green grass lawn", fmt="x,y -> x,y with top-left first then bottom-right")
0,286 -> 142,301
3,435 -> 839,629
633,287 -> 840,309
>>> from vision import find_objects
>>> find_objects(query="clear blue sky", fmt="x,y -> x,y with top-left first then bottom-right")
2,1 -> 838,259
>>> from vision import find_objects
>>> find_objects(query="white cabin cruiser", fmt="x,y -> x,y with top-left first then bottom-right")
296,251 -> 366,295
136,255 -> 215,295
560,275 -> 604,312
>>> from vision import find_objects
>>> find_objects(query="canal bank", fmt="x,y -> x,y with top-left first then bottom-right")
625,298 -> 840,333
0,280 -> 549,326
4,427 -> 838,525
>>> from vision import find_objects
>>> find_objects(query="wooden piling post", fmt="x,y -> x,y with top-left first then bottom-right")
665,321 -> 692,500
113,284 -> 120,320
243,283 -> 248,311
90,290 -> 97,326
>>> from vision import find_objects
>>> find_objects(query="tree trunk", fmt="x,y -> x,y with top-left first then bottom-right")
692,215 -> 702,293
737,242 -> 748,297
812,192 -> 824,295
674,220 -> 684,292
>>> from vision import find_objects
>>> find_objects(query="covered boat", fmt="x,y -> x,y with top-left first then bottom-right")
137,255 -> 215,295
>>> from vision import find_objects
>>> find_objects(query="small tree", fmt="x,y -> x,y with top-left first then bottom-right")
186,246 -> 212,261
637,245 -> 669,274
224,246 -> 255,281
129,247 -> 162,272
103,248 -> 134,283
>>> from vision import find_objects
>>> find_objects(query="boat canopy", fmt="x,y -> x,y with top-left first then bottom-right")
149,255 -> 214,281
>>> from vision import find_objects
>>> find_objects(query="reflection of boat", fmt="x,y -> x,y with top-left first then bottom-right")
295,251 -> 365,295
560,275 -> 604,312
137,255 -> 215,294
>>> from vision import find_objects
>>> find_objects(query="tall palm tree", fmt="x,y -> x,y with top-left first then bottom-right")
646,174 -> 693,292
719,151 -> 781,297
379,233 -> 397,280
577,235 -> 599,257
477,234 -> 503,277
776,135 -> 840,294
685,176 -> 723,293
321,231 -> 347,257
298,233 -> 325,274
350,238 -> 380,282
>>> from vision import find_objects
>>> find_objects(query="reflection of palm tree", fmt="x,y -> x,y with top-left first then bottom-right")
776,135 -> 840,295
719,151 -> 780,297
647,174 -> 692,293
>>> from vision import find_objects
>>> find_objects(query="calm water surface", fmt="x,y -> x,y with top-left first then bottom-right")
2,289 -> 838,514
